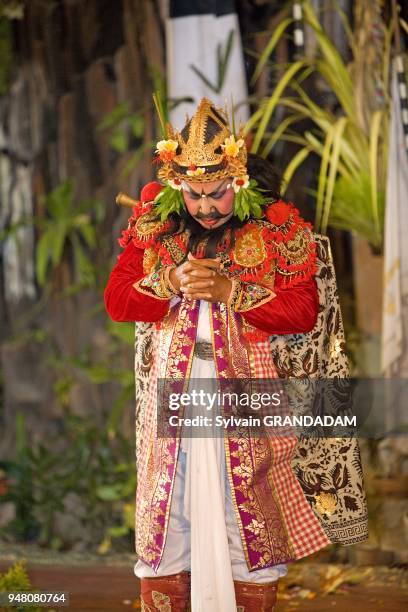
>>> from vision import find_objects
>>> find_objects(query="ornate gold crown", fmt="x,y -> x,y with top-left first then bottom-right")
156,98 -> 248,183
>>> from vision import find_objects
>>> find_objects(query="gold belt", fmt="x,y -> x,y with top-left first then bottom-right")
193,341 -> 214,361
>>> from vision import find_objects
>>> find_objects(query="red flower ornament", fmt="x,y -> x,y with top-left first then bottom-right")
141,181 -> 163,203
265,200 -> 291,226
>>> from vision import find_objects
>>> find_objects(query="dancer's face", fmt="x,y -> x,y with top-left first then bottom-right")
182,178 -> 235,229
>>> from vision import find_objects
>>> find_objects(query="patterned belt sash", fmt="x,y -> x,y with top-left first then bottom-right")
193,341 -> 214,361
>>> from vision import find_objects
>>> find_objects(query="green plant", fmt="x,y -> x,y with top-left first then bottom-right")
0,307 -> 138,552
98,68 -> 191,178
0,414 -> 37,542
0,560 -> 30,591
0,560 -> 42,612
48,318 -> 136,434
98,100 -> 159,178
35,181 -> 103,287
97,498 -> 135,555
0,410 -> 136,553
98,101 -> 145,153
248,0 -> 396,249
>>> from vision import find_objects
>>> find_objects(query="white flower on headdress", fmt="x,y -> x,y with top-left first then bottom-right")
232,175 -> 250,193
186,165 -> 206,177
155,139 -> 178,161
167,178 -> 183,191
221,135 -> 245,158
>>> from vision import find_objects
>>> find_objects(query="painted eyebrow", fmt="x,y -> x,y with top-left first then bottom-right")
185,181 -> 228,197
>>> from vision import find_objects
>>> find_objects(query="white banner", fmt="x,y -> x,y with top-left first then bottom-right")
165,0 -> 249,129
381,57 -> 408,375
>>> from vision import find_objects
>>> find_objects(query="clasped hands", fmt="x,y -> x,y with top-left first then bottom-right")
169,253 -> 232,303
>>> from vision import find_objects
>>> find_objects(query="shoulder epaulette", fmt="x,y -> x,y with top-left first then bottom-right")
117,182 -> 168,249
262,200 -> 317,284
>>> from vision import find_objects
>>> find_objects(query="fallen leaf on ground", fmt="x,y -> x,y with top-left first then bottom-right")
298,588 -> 317,599
321,567 -> 373,595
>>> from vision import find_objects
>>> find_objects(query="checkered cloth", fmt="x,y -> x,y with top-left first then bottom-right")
251,340 -> 330,558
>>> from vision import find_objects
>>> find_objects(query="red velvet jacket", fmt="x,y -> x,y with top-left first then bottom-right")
104,239 -> 319,335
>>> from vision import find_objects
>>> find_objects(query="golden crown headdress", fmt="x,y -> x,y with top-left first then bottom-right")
151,96 -> 267,221
156,98 -> 248,183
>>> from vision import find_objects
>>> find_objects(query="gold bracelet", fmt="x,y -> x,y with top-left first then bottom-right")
133,266 -> 179,300
227,278 -> 244,310
163,265 -> 179,295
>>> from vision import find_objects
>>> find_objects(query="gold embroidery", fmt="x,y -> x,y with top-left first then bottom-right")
227,278 -> 243,310
141,599 -> 154,612
134,267 -> 179,300
140,592 -> 172,612
220,303 -> 250,379
261,270 -> 276,288
152,590 -> 172,611
143,247 -> 159,274
233,225 -> 267,268
210,304 -> 255,565
228,278 -> 275,312
315,492 -> 337,517
155,300 -> 198,558
136,427 -> 175,565
136,210 -> 168,241
276,225 -> 312,274
161,234 -> 188,265
226,434 -> 294,568
165,300 -> 196,379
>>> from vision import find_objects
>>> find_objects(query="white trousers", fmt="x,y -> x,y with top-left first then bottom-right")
134,412 -> 287,612
134,446 -> 287,582
135,302 -> 287,610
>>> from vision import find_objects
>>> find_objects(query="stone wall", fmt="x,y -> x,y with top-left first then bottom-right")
0,0 -> 165,457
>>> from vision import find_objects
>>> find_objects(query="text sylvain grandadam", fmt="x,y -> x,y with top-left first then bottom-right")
166,415 -> 357,428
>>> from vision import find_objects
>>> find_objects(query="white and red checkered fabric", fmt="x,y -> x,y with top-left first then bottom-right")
251,340 -> 330,558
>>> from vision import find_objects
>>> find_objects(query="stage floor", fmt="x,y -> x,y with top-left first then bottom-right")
0,557 -> 407,611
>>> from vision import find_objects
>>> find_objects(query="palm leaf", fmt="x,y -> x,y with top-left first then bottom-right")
262,112 -> 305,157
368,109 -> 383,242
304,130 -> 356,180
251,60 -> 307,153
320,116 -> 347,234
303,3 -> 354,118
250,17 -> 293,85
314,123 -> 335,231
282,146 -> 311,191
243,106 -> 264,135
248,0 -> 393,247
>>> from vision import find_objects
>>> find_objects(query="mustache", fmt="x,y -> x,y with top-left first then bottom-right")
194,210 -> 231,220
